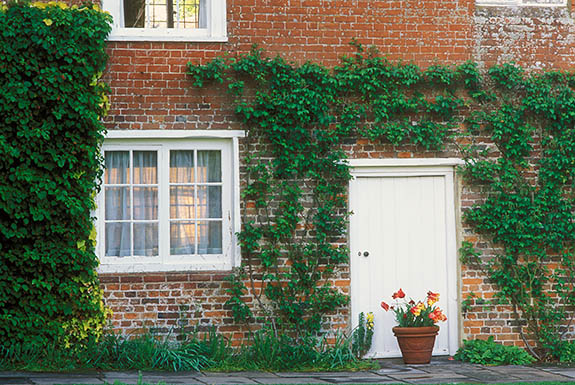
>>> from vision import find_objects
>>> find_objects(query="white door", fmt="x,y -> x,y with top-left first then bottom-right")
349,163 -> 459,358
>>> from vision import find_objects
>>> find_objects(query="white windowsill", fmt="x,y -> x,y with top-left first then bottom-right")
108,29 -> 228,42
98,261 -> 233,273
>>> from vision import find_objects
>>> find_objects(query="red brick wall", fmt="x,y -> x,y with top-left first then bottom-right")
91,0 -> 575,347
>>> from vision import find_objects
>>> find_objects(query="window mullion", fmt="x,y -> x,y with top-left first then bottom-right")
194,149 -> 198,254
130,150 -> 134,257
160,146 -> 170,264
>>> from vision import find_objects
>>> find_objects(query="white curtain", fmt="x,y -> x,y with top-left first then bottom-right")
198,0 -> 207,29
170,150 -> 222,255
105,151 -> 158,257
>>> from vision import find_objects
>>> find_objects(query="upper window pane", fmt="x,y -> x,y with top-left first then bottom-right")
134,151 -> 158,184
123,0 -> 206,29
170,150 -> 195,183
105,151 -> 130,184
198,150 -> 221,183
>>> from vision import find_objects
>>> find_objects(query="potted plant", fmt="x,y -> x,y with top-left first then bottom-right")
381,289 -> 447,364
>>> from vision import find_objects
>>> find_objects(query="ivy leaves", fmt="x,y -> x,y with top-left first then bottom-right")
0,2 -> 111,347
191,49 -> 575,357
462,63 -> 575,360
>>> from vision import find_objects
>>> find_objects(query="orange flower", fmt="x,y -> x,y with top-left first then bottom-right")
410,302 -> 425,316
427,291 -> 440,306
381,301 -> 390,311
392,288 -> 406,299
429,308 -> 447,323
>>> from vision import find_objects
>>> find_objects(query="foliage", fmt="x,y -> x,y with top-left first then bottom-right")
192,46 -> 575,360
0,1 -> 111,346
460,63 -> 575,360
0,328 -> 374,372
0,331 -> 211,372
454,337 -> 536,366
556,341 -> 575,363
189,46 -> 474,338
351,312 -> 374,358
381,289 -> 447,327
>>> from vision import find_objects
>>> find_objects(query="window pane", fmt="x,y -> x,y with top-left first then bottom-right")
133,151 -> 157,184
170,150 -> 194,183
105,151 -> 129,184
134,223 -> 159,256
197,186 -> 221,218
106,223 -> 131,257
170,186 -> 194,219
123,0 -> 203,29
134,187 -> 158,220
170,221 -> 196,255
198,221 -> 222,254
105,187 -> 131,220
197,150 -> 221,182
123,0 -> 146,28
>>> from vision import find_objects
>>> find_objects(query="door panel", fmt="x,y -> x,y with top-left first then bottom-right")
350,174 -> 456,358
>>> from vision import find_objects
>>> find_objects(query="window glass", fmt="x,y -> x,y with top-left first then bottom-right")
104,150 -> 159,257
169,149 -> 222,255
123,0 -> 206,29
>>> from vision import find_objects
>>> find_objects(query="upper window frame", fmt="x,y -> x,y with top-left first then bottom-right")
101,0 -> 227,42
97,130 -> 244,273
476,0 -> 567,6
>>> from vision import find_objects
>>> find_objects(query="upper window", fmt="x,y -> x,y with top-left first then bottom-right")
476,0 -> 566,6
102,0 -> 227,42
97,133 -> 242,273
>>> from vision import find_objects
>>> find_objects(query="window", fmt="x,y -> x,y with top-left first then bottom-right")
97,131 -> 243,272
101,0 -> 227,42
476,0 -> 566,6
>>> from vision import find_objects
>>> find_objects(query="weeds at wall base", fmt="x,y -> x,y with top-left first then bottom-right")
0,328 -> 375,372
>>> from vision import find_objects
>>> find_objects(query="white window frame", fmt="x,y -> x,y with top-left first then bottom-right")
476,0 -> 566,6
101,0 -> 227,42
97,130 -> 244,273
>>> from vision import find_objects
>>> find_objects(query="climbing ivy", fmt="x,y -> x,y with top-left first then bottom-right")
191,47 -> 575,359
460,64 -> 575,360
0,1 -> 111,346
189,45 -> 479,338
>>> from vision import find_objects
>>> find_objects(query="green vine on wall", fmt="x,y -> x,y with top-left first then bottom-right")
460,64 -> 575,360
189,45 -> 479,338
0,2 -> 111,346
191,47 -> 575,359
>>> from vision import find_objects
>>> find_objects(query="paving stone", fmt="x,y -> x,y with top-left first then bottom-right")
213,371 -> 278,378
375,366 -> 426,375
542,369 -> 575,378
140,375 -> 205,384
456,369 -> 517,382
319,375 -> 399,384
373,367 -> 413,375
274,372 -> 354,378
31,377 -> 105,385
251,377 -> 331,384
407,377 -> 482,384
0,377 -> 33,385
194,376 -> 258,384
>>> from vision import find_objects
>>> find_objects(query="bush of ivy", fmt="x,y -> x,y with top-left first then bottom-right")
0,1 -> 111,346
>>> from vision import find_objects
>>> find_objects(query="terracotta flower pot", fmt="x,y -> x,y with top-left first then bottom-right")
392,325 -> 439,364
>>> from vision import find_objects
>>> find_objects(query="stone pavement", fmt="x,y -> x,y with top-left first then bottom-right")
1,357 -> 575,385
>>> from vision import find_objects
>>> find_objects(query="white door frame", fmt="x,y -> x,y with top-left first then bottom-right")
348,158 -> 463,357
